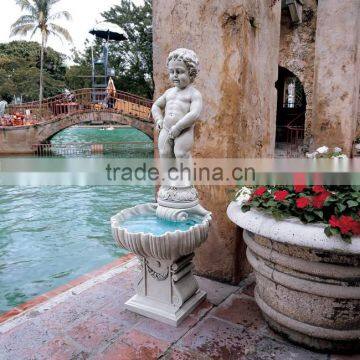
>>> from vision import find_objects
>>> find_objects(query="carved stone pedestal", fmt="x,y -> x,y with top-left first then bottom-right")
111,203 -> 211,326
126,254 -> 206,326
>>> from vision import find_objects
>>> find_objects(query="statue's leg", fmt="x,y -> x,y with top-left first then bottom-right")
173,127 -> 195,186
174,127 -> 194,159
158,128 -> 174,158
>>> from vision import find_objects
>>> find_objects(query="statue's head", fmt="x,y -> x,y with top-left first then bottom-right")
167,48 -> 199,89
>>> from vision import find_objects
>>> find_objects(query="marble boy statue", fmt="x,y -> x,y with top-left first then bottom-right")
111,48 -> 211,329
151,48 -> 202,159
151,48 -> 209,219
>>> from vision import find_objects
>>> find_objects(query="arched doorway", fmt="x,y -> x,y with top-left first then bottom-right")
275,66 -> 306,157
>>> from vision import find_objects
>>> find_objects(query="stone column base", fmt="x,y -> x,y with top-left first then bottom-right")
125,289 -> 206,326
126,254 -> 207,326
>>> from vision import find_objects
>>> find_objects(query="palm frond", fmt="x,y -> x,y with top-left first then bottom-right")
10,23 -> 37,38
48,0 -> 61,6
48,23 -> 72,42
11,15 -> 37,30
12,14 -> 37,24
14,0 -> 35,13
49,10 -> 72,21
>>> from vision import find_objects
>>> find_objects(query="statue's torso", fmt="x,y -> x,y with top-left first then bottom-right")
163,87 -> 193,129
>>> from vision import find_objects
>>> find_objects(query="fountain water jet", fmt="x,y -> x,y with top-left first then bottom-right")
111,48 -> 211,326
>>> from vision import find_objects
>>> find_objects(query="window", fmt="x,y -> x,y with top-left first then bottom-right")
283,77 -> 303,108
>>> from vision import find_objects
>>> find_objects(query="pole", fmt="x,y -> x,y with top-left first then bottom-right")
91,46 -> 95,102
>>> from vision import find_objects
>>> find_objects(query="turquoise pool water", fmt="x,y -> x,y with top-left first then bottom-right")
120,215 -> 202,236
51,126 -> 151,143
0,126 -> 154,313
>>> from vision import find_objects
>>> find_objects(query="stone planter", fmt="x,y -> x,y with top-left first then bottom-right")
227,201 -> 360,353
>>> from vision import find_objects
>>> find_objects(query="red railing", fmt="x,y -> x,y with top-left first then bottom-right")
4,88 -> 153,126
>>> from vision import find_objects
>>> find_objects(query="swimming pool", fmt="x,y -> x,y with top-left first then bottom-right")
0,126 -> 154,313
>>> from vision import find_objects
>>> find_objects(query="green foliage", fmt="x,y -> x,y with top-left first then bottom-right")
238,185 -> 360,242
68,0 -> 153,98
102,0 -> 153,97
0,41 -> 66,102
1,1 -> 153,101
65,64 -> 92,90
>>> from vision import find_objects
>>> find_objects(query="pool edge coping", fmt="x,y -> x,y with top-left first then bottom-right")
0,253 -> 136,326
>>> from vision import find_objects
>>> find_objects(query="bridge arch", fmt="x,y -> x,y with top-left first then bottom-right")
1,88 -> 154,154
41,110 -> 154,143
0,110 -> 154,154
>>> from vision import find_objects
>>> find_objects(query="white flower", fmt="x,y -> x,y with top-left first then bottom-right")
316,146 -> 329,154
333,147 -> 342,153
235,186 -> 252,204
306,151 -> 318,159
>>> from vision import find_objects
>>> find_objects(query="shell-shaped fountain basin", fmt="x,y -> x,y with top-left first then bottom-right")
111,203 -> 211,261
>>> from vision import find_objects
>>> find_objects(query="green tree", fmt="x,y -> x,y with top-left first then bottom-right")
102,0 -> 153,98
65,64 -> 92,90
68,0 -> 153,99
0,41 -> 66,102
10,0 -> 72,104
64,46 -> 92,90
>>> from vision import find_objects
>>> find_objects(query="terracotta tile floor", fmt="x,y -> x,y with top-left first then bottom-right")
0,256 -> 357,360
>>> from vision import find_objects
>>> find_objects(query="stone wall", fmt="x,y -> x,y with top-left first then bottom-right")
311,0 -> 360,154
279,0 -> 317,147
153,0 -> 281,283
357,92 -> 360,139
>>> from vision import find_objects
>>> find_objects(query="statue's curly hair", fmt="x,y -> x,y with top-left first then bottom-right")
167,48 -> 200,82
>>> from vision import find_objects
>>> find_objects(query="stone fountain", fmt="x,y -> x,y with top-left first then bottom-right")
111,48 -> 211,326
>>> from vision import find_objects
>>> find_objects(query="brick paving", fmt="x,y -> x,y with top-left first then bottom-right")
0,256 -> 359,360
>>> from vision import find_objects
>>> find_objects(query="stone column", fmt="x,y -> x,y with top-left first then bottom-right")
311,0 -> 360,154
153,0 -> 281,283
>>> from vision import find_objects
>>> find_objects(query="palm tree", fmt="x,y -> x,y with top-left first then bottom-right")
10,0 -> 72,104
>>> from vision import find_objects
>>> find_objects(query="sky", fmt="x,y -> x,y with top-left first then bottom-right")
0,0 -> 143,61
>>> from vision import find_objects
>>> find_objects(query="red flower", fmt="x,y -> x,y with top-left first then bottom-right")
296,197 -> 311,209
312,185 -> 326,193
339,216 -> 357,234
294,185 -> 306,193
312,191 -> 331,209
274,190 -> 289,201
253,186 -> 267,197
329,215 -> 340,228
329,215 -> 360,235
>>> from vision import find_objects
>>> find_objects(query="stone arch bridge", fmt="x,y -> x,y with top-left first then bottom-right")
0,88 -> 154,154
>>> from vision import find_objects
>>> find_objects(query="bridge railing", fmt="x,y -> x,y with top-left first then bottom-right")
6,88 -> 153,125
32,141 -> 154,158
